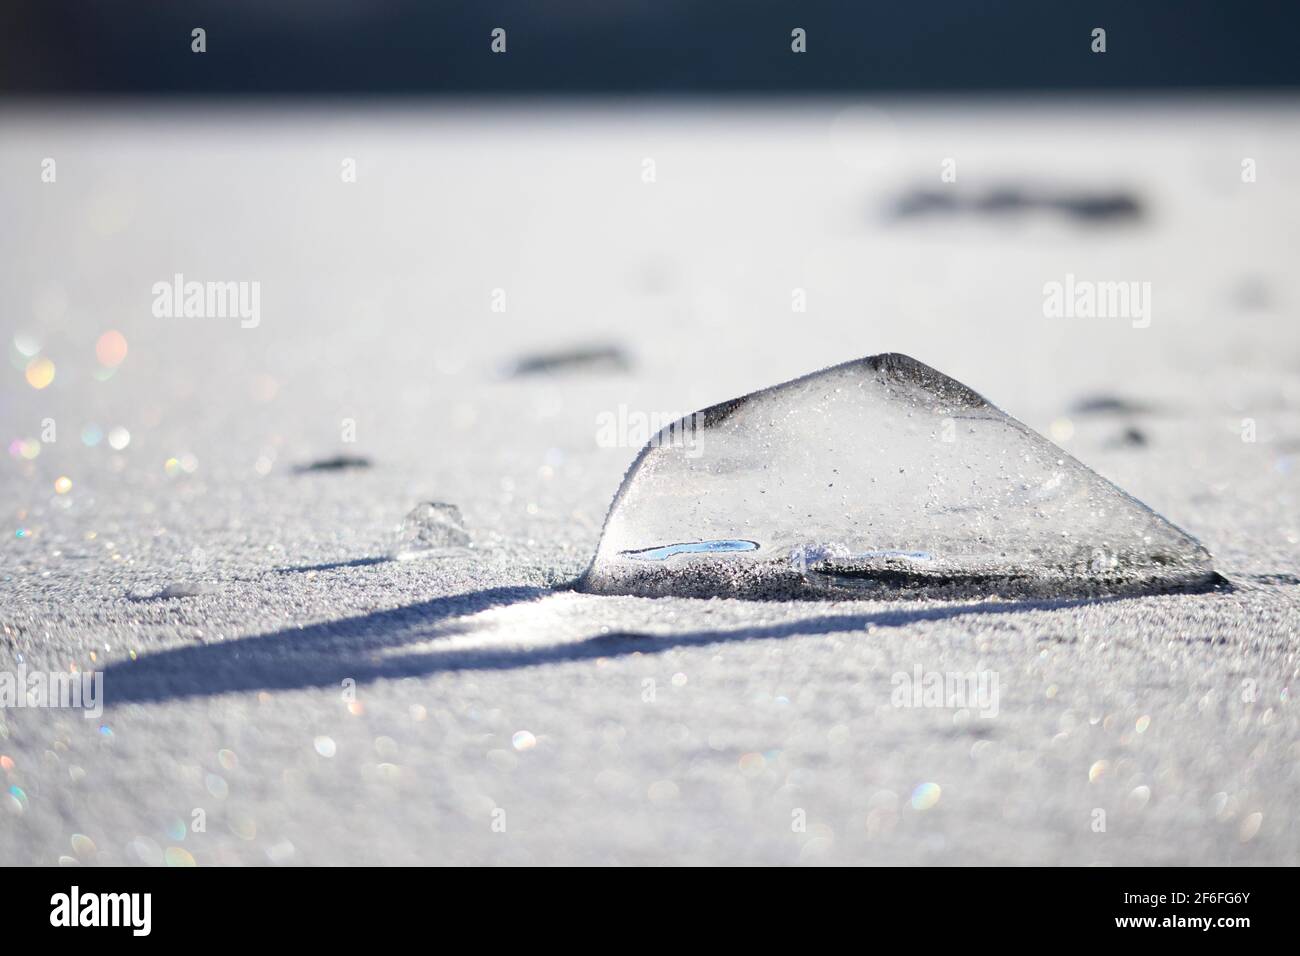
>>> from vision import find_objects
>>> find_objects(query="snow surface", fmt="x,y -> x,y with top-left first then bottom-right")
1,100 -> 1298,865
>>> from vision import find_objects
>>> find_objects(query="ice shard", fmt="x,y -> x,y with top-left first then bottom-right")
578,354 -> 1216,600
390,501 -> 472,560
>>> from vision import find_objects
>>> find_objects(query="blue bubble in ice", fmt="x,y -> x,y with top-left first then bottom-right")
621,540 -> 759,561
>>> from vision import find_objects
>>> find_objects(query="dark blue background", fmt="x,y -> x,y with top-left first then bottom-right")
2,0 -> 1296,95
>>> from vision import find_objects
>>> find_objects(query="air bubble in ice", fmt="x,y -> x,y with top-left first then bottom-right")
623,540 -> 758,561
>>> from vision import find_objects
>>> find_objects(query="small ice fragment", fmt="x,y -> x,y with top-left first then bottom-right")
1108,426 -> 1149,448
506,344 -> 631,378
294,455 -> 372,473
1070,395 -> 1155,417
391,502 -> 472,560
130,582 -> 214,600
578,353 -> 1216,600
890,186 -> 1143,223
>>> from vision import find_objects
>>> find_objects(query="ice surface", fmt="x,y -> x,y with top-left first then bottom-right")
579,354 -> 1217,599
390,502 -> 472,560
6,107 -> 1294,867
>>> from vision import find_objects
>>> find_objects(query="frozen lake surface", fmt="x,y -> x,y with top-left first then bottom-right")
1,100 -> 1298,864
